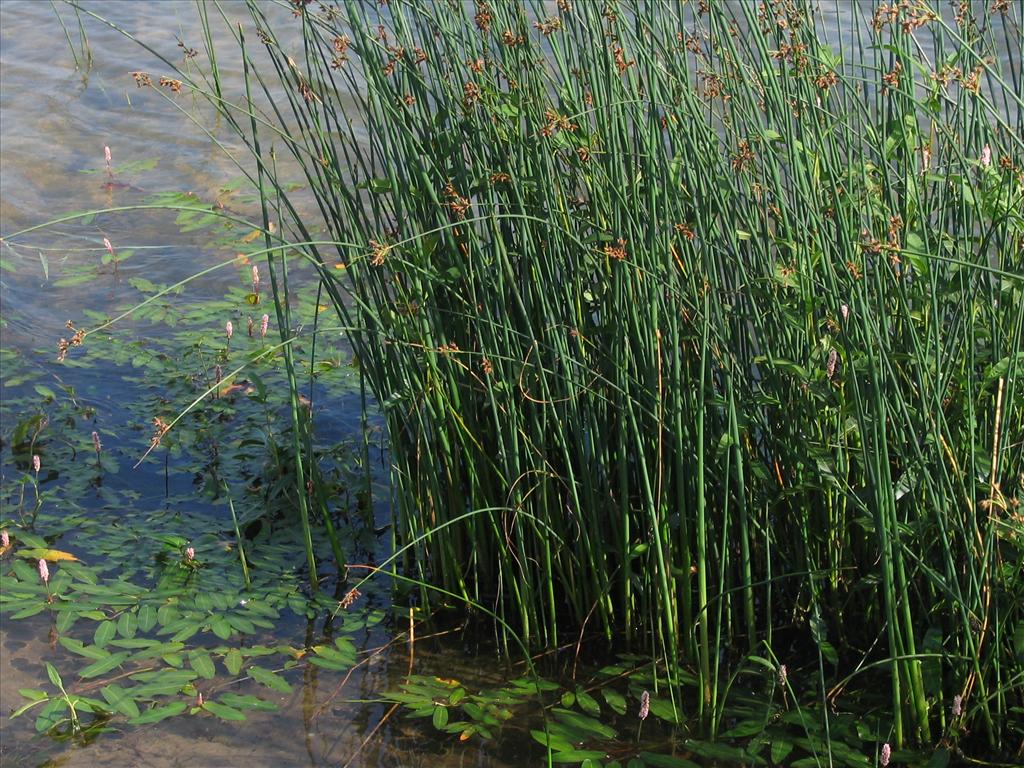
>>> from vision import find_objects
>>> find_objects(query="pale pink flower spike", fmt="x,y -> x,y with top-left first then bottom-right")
226,321 -> 234,341
38,558 -> 49,586
260,314 -> 269,338
880,742 -> 891,767
981,144 -> 991,166
1,530 -> 9,548
32,455 -> 41,473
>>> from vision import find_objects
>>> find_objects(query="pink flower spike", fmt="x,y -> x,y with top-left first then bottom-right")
247,317 -> 254,337
32,455 -> 41,473
981,145 -> 991,166
638,690 -> 650,721
1,530 -> 9,548
952,694 -> 962,716
260,314 -> 269,338
880,742 -> 891,767
103,237 -> 115,256
185,546 -> 195,561
104,145 -> 112,167
38,558 -> 49,586
92,431 -> 102,455
196,691 -> 204,707
225,321 -> 233,340
251,264 -> 260,292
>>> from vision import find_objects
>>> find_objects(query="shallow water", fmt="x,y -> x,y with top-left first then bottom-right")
0,2 -> 527,765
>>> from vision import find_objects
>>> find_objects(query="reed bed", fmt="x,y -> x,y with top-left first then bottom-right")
96,0 -> 1023,753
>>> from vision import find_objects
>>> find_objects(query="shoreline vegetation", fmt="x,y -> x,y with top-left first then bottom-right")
4,0 -> 1022,764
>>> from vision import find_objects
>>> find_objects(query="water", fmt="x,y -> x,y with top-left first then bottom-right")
0,2 -> 528,765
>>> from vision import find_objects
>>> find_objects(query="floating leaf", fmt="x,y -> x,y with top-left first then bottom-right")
101,684 -> 141,718
189,650 -> 217,679
59,637 -> 111,660
432,705 -> 449,729
136,604 -> 157,633
94,620 -> 117,648
248,665 -> 292,694
602,688 -> 627,715
203,700 -> 246,721
128,701 -> 188,725
215,693 -> 274,712
224,648 -> 243,676
79,651 -> 131,679
17,548 -> 79,562
117,611 -> 138,639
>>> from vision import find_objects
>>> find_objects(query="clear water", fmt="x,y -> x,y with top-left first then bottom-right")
0,2 -> 527,765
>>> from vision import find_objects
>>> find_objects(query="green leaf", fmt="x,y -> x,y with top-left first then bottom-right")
128,701 -> 188,725
639,753 -> 700,767
602,689 -> 626,715
218,693 -> 277,712
224,648 -> 243,676
575,688 -> 601,717
55,610 -> 78,633
552,751 -> 609,763
248,665 -> 292,694
101,684 -> 141,718
45,663 -> 64,690
432,705 -> 449,729
79,651 -> 131,679
210,616 -> 233,640
771,740 -> 794,764
137,604 -> 157,633
59,637 -> 111,660
552,708 -> 617,739
189,649 -> 217,679
530,729 -> 575,753
203,700 -> 246,721
118,610 -> 138,639
94,620 -> 117,648
19,688 -> 49,701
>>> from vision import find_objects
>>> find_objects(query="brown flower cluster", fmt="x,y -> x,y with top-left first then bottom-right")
882,61 -> 902,92
603,238 -> 627,261
540,108 -> 577,137
331,35 -> 350,68
444,182 -> 471,219
533,17 -> 561,36
150,417 -> 171,450
159,76 -> 183,94
871,1 -> 937,33
611,43 -> 634,74
731,140 -> 755,173
474,2 -> 493,32
131,71 -> 152,87
501,29 -> 525,47
674,223 -> 695,240
57,321 -> 85,362
369,239 -> 389,267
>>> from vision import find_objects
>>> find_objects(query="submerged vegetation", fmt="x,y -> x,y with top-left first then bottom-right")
2,0 -> 1023,765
